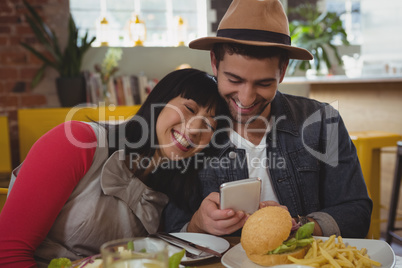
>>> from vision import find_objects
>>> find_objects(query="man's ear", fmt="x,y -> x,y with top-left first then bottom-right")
210,50 -> 218,77
279,59 -> 289,83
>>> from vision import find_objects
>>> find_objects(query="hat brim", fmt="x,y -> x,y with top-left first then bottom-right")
189,37 -> 313,61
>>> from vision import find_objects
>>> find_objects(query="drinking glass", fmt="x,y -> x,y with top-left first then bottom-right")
100,237 -> 169,268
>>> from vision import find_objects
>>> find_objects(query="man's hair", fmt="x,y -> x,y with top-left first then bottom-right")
212,43 -> 289,75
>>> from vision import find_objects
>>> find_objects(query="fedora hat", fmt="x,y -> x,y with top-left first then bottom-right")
189,0 -> 313,60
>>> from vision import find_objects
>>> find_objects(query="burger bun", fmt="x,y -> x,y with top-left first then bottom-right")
241,206 -> 308,266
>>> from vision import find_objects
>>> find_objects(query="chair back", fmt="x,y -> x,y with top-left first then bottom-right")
18,105 -> 140,162
0,116 -> 12,174
0,187 -> 8,214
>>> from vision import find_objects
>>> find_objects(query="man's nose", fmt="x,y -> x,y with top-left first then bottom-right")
237,84 -> 256,107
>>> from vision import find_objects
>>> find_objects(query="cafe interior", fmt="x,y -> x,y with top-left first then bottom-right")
1,0 -> 402,266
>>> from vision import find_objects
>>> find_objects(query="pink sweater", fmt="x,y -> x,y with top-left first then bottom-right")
0,121 -> 97,267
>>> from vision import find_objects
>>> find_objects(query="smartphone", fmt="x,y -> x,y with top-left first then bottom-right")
220,178 -> 261,214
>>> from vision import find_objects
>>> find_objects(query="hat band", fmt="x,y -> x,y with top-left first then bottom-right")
217,29 -> 291,45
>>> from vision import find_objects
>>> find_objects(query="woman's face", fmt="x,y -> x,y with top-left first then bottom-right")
156,96 -> 217,160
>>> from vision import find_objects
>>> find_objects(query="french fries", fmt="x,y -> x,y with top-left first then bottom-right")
288,235 -> 382,268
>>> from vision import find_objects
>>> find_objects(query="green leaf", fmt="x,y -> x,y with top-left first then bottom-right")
31,64 -> 47,88
48,257 -> 72,268
20,42 -> 57,69
288,3 -> 349,75
127,240 -> 134,251
169,249 -> 185,268
296,237 -> 315,248
268,222 -> 315,255
21,0 -> 96,82
295,222 -> 315,240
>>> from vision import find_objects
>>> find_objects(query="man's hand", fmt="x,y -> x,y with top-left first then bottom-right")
187,192 -> 247,235
259,200 -> 288,210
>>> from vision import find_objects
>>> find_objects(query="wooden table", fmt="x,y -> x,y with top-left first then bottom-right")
193,236 -> 240,268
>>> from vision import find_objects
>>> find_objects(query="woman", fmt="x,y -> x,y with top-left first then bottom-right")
0,68 -> 228,267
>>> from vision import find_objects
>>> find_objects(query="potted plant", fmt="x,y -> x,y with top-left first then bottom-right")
287,4 -> 349,76
20,0 -> 96,107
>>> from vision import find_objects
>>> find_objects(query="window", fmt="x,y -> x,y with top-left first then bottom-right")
70,0 -> 208,47
325,0 -> 361,45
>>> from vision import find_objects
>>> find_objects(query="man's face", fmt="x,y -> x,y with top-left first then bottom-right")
211,51 -> 287,125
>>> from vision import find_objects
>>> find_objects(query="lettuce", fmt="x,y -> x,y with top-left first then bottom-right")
48,258 -> 72,268
267,221 -> 315,255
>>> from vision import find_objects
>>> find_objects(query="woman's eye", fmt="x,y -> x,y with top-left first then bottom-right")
204,120 -> 216,131
185,105 -> 195,114
206,123 -> 215,131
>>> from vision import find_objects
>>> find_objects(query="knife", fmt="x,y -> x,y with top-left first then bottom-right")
153,232 -> 222,258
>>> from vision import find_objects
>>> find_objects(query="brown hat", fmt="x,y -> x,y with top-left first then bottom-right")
189,0 -> 313,60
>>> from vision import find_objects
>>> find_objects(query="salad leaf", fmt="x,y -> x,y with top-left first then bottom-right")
168,249 -> 185,268
127,240 -> 134,251
268,221 -> 315,255
295,222 -> 315,240
296,237 -> 315,247
48,258 -> 72,268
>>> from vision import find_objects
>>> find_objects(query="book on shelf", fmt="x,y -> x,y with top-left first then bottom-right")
84,71 -> 156,106
114,77 -> 125,105
130,75 -> 141,105
107,78 -> 117,105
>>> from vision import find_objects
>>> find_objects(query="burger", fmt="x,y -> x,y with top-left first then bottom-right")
240,206 -> 315,266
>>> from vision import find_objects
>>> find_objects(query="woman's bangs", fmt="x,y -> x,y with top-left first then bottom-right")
179,77 -> 219,113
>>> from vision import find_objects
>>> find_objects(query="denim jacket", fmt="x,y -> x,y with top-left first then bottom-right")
163,91 -> 372,238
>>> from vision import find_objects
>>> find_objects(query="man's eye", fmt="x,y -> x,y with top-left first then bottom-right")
228,79 -> 241,84
185,105 -> 195,113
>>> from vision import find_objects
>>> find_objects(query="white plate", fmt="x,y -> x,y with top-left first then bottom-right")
221,236 -> 396,268
168,232 -> 230,264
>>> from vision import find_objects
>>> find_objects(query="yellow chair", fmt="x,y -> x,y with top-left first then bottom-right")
0,188 -> 8,214
350,131 -> 402,239
0,116 -> 12,175
18,105 -> 141,162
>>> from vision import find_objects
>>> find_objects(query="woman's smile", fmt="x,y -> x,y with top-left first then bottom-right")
172,129 -> 192,152
156,96 -> 217,160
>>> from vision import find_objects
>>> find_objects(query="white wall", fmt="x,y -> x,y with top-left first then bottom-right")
81,47 -> 213,81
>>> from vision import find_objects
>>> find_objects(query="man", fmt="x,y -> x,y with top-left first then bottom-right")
163,0 -> 372,238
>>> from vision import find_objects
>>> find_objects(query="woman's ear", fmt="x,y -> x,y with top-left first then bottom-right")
210,51 -> 218,77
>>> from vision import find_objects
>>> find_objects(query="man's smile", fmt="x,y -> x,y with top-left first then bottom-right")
232,98 -> 258,114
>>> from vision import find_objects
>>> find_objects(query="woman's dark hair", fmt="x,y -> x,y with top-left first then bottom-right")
108,68 -> 229,210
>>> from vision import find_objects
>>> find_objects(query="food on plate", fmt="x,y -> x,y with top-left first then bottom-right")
169,249 -> 185,268
241,206 -> 315,266
48,247 -> 186,268
48,258 -> 72,268
49,256 -> 102,268
289,235 -> 382,268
